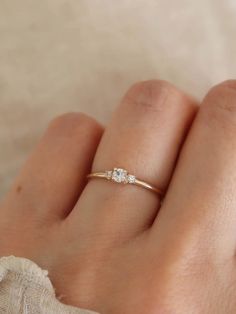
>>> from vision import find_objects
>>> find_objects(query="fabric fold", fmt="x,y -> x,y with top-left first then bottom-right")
0,255 -> 99,314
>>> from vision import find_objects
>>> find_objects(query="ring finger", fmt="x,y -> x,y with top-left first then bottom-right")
72,80 -> 198,240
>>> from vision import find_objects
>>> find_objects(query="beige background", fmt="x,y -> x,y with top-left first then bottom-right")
0,0 -> 235,197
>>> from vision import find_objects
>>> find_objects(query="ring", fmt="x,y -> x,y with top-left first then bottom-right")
87,167 -> 163,196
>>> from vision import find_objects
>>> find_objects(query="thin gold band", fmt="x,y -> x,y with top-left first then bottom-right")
87,168 -> 163,197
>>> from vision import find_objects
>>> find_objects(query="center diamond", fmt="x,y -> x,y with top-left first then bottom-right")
111,168 -> 127,183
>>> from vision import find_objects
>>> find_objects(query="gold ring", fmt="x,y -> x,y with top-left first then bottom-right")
87,167 -> 163,197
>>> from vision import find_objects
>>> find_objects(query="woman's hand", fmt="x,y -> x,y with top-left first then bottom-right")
1,79 -> 236,314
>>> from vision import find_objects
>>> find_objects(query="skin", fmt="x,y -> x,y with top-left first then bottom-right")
0,79 -> 236,313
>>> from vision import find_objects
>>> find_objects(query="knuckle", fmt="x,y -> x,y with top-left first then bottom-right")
202,81 -> 236,126
50,112 -> 89,127
48,112 -> 102,137
217,79 -> 236,89
124,79 -> 180,111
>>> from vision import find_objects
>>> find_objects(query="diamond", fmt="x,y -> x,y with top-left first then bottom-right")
111,168 -> 127,183
106,170 -> 112,179
127,174 -> 136,183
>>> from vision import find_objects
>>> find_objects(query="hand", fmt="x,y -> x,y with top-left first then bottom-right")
1,79 -> 236,314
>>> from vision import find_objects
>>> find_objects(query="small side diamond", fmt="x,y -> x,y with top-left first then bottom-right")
127,174 -> 136,184
106,170 -> 112,179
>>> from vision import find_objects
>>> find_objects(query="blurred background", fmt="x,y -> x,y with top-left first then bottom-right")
0,0 -> 235,197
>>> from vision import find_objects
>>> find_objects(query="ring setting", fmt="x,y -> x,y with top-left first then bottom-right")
106,168 -> 136,184
87,167 -> 163,197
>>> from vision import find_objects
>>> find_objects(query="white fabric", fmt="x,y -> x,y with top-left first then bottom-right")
0,256 -> 99,314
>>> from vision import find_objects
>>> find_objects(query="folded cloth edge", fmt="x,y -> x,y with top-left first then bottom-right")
0,255 -> 100,314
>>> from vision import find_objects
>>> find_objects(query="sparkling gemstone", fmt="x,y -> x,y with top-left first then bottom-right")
127,174 -> 136,183
106,170 -> 112,179
112,168 -> 127,183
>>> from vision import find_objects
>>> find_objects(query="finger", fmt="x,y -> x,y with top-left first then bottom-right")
152,80 -> 236,257
1,113 -> 103,221
72,80 -> 198,240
